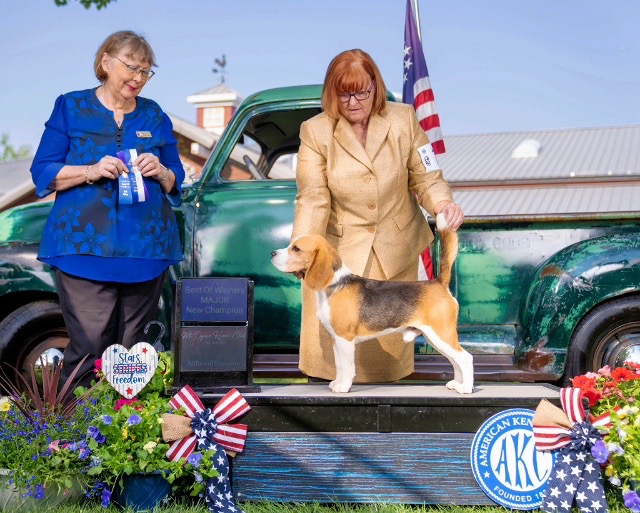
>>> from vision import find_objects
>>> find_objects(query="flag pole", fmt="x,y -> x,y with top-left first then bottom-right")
412,0 -> 422,42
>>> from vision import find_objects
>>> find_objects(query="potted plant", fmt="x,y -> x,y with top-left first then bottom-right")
83,352 -> 221,510
0,357 -> 99,510
571,361 -> 640,513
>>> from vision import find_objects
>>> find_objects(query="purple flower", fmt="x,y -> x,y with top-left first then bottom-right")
101,488 -> 112,508
187,452 -> 202,468
127,414 -> 142,426
591,439 -> 609,464
88,426 -> 106,444
100,415 -> 112,425
624,491 -> 640,513
34,485 -> 45,500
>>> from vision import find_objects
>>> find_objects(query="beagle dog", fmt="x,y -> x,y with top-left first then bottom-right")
271,213 -> 474,394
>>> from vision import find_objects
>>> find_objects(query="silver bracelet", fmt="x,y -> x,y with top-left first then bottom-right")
158,165 -> 171,183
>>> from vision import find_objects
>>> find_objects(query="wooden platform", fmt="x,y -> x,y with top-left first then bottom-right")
201,383 -> 561,505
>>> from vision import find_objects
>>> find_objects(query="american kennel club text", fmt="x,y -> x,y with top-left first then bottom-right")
471,409 -> 555,510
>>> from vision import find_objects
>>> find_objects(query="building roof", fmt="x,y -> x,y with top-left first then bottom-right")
187,83 -> 243,106
168,113 -> 218,149
436,125 -> 640,215
438,124 -> 640,182
0,158 -> 34,210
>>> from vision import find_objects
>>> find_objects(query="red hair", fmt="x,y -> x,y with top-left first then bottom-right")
322,49 -> 387,119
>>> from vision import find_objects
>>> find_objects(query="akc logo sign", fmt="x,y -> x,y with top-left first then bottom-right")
470,408 -> 556,510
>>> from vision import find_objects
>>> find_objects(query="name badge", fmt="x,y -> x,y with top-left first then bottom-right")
136,131 -> 152,138
417,143 -> 440,172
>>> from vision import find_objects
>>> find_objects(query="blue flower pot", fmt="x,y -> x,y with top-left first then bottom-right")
112,472 -> 170,511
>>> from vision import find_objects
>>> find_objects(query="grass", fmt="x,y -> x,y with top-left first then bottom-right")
37,499 -> 631,513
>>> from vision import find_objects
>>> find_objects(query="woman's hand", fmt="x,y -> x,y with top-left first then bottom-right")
434,201 -> 464,231
135,153 -> 167,181
90,156 -> 128,181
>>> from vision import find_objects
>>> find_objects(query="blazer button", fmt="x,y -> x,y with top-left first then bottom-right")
367,226 -> 375,233
368,203 -> 376,210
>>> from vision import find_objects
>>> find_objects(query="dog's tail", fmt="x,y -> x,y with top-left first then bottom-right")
435,213 -> 458,288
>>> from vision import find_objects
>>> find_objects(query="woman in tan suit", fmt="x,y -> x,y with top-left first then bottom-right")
292,49 -> 464,383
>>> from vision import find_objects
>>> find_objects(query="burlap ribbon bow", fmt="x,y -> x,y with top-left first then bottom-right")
161,385 -> 251,513
533,387 -> 615,513
162,385 -> 250,459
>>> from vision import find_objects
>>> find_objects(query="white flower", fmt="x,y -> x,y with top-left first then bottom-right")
607,442 -> 625,455
609,476 -> 621,487
0,396 -> 11,412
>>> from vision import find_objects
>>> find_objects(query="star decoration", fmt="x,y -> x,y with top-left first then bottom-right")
576,491 -> 587,502
560,500 -> 571,510
565,483 -> 577,494
562,454 -> 573,464
555,469 -> 567,480
404,45 -> 411,56
550,487 -> 561,498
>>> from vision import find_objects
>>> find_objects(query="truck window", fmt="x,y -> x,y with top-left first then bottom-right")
220,107 -> 320,181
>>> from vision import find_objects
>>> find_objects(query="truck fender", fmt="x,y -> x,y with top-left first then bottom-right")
517,233 -> 640,377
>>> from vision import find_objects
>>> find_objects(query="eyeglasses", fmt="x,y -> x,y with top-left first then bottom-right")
115,56 -> 155,80
338,87 -> 372,103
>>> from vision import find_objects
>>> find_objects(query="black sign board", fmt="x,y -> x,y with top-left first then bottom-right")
172,277 -> 260,394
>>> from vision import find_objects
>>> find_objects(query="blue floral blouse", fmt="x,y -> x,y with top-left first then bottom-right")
31,88 -> 185,283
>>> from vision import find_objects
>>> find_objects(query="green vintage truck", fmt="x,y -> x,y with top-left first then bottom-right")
1,85 -> 639,385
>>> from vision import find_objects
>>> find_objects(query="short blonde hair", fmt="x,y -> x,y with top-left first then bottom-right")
321,49 -> 387,119
94,31 -> 157,83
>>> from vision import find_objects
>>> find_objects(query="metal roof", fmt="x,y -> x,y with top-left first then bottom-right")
437,124 -> 640,182
0,158 -> 34,210
434,125 -> 640,216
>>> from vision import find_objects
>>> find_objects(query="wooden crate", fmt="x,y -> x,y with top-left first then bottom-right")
201,383 -> 560,504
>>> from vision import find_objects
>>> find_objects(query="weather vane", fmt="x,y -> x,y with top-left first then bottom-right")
212,54 -> 227,84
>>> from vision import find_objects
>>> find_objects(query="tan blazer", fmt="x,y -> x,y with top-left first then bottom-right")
292,102 -> 454,382
292,102 -> 453,277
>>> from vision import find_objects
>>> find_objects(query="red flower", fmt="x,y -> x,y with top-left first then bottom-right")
94,358 -> 103,376
114,398 -> 143,411
611,367 -> 639,382
582,388 -> 604,407
572,374 -> 596,390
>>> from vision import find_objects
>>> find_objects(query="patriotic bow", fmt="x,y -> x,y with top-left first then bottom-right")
533,387 -> 614,513
162,386 -> 251,513
162,385 -> 250,460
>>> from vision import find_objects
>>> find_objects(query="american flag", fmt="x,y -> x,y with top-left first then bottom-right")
403,0 -> 444,280
403,0 -> 445,155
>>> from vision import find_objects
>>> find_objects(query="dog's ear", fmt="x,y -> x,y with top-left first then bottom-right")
304,244 -> 336,291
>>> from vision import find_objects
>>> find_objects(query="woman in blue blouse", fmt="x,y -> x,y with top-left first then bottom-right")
31,31 -> 185,388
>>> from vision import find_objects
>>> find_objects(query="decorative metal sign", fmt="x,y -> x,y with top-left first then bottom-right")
101,342 -> 158,399
470,408 -> 556,510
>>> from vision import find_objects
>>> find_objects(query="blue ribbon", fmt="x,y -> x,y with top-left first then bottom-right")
542,420 -> 608,513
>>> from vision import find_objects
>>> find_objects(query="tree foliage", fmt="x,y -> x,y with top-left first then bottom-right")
54,0 -> 114,9
0,134 -> 31,163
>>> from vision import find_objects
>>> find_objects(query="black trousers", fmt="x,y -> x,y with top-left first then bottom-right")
55,269 -> 165,389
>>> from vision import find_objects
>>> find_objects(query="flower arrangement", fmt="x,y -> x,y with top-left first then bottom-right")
80,351 -> 221,506
0,356 -> 98,501
571,361 -> 640,512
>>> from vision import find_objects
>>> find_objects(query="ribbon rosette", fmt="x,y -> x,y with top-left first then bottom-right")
533,387 -> 615,513
162,385 -> 250,460
162,386 -> 251,513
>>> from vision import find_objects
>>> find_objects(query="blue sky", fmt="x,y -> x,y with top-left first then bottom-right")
1,0 -> 638,150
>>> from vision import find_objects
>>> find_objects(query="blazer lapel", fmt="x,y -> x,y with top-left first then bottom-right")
334,117 -> 373,172
365,114 -> 391,162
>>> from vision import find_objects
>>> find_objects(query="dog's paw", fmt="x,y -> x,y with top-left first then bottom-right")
329,380 -> 352,393
447,379 -> 473,394
446,379 -> 460,391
